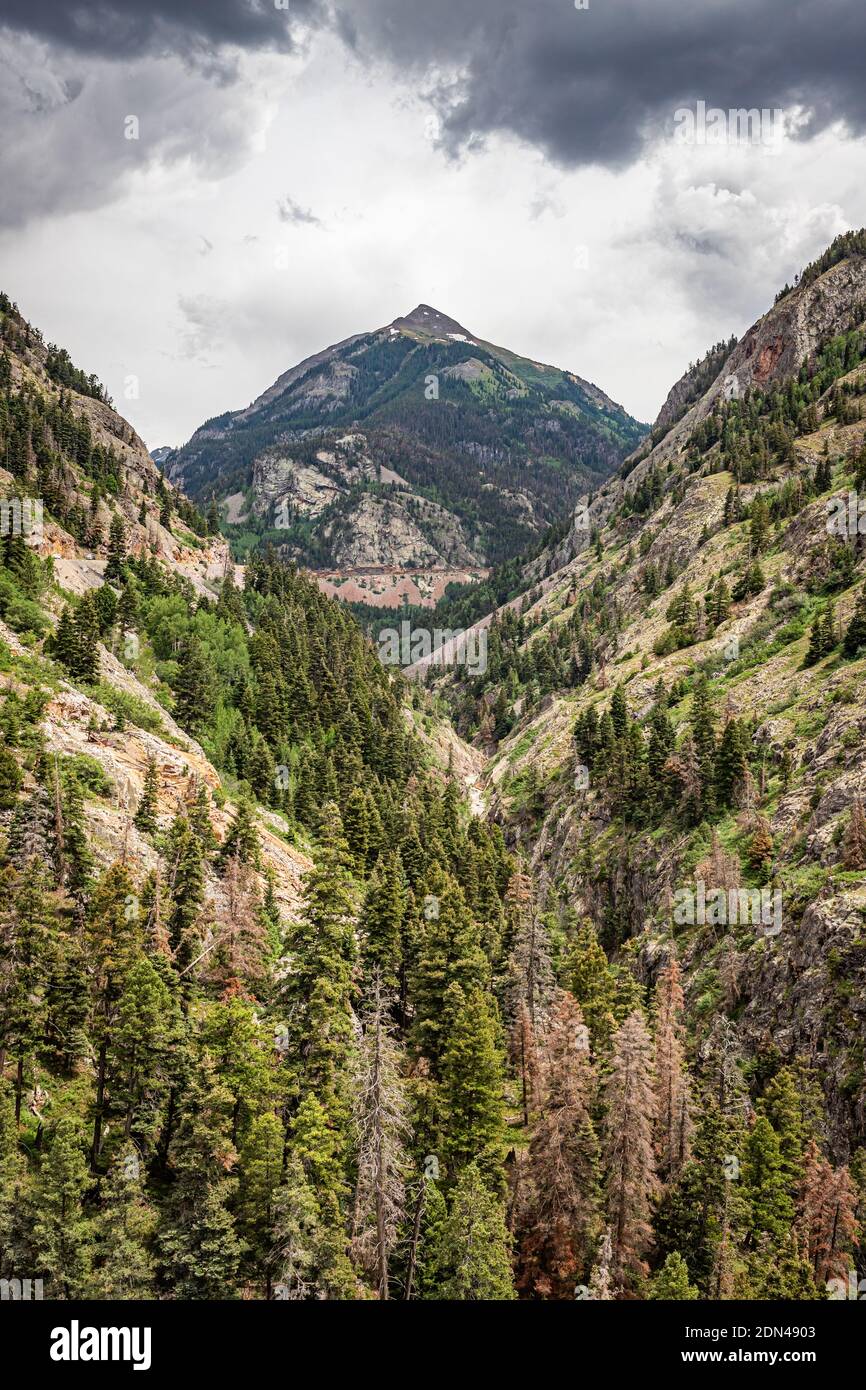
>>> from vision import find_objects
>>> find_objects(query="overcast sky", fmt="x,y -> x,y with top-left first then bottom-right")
1,0 -> 865,447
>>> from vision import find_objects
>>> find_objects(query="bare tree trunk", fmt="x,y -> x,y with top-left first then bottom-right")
14,1051 -> 24,1125
404,1180 -> 426,1301
91,1037 -> 108,1169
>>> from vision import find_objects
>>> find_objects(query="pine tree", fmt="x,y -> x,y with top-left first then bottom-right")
89,1146 -> 156,1298
165,814 -> 205,971
433,1163 -> 515,1300
610,683 -> 628,738
282,803 -> 357,1117
60,768 -> 94,902
343,786 -> 369,870
842,584 -> 866,658
237,1111 -> 285,1298
350,977 -> 410,1298
439,982 -> 505,1186
108,955 -> 175,1152
744,1115 -> 794,1246
134,756 -> 159,836
73,593 -> 100,683
504,866 -> 555,1031
172,634 -> 214,735
31,1117 -> 93,1297
287,1093 -> 358,1298
804,614 -> 826,667
218,798 -> 260,871
603,1009 -> 658,1287
52,605 -> 78,675
105,513 -> 127,583
158,1052 -> 242,1299
569,918 -> 618,1053
411,863 -> 489,1070
269,1152 -> 322,1299
715,718 -> 749,807
649,1251 -> 699,1299
359,851 -> 406,993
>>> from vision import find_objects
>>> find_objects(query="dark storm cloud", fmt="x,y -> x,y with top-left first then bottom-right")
4,0 -> 864,172
0,0 -> 324,60
337,0 -> 866,167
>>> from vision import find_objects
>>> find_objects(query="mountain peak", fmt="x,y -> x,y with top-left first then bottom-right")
389,304 -> 475,341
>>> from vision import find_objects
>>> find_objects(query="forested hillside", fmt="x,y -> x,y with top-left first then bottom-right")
0,295 -> 523,1300
417,233 -> 866,1299
4,235 -> 866,1305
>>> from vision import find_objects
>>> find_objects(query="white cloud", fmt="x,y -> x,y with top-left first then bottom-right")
0,31 -> 864,445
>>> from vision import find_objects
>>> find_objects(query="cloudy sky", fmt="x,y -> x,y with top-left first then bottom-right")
1,0 -> 865,447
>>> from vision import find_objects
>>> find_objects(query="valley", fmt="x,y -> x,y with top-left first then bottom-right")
2,230 -> 866,1303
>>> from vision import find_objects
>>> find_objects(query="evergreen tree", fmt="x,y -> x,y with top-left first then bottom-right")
439,982 -> 505,1186
411,863 -> 489,1070
172,634 -> 215,736
32,1117 -> 93,1297
237,1111 -> 285,1299
158,1052 -> 242,1299
433,1163 -> 515,1300
359,851 -> 406,992
105,513 -> 127,583
842,584 -> 866,658
134,756 -> 160,836
569,918 -> 618,1053
350,978 -> 410,1298
281,804 -> 357,1119
743,1115 -> 794,1247
89,1146 -> 156,1298
649,1251 -> 699,1299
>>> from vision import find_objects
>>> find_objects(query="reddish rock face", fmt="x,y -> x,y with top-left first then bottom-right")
752,337 -> 786,384
313,566 -> 489,609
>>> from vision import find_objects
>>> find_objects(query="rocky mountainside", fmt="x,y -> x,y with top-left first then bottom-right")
428,231 -> 866,1175
0,292 -> 316,916
0,290 -> 535,1308
6,237 -> 866,1305
165,303 -> 645,606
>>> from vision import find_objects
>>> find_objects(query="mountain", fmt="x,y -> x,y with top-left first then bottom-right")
165,303 -> 646,606
0,291 -> 506,1303
424,232 -> 866,1205
5,231 -> 866,1305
